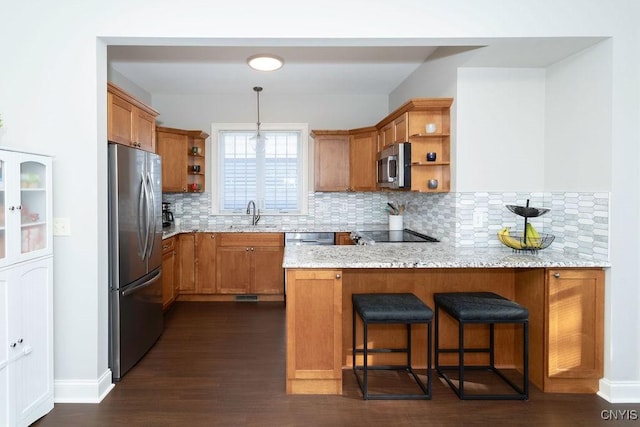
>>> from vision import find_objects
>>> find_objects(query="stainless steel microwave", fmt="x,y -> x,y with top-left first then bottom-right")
376,142 -> 411,189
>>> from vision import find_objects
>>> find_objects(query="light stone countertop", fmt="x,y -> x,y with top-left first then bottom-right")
282,243 -> 611,269
161,223 -> 388,240
161,224 -> 610,269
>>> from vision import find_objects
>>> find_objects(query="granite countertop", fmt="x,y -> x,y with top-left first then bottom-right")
162,224 -> 610,269
282,243 -> 611,269
161,223 -> 388,240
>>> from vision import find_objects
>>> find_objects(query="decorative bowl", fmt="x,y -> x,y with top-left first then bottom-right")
497,230 -> 555,252
506,204 -> 550,218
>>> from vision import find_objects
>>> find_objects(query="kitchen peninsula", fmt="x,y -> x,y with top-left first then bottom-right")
283,243 -> 609,396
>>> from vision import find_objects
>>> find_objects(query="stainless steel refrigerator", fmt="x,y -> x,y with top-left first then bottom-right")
108,143 -> 163,381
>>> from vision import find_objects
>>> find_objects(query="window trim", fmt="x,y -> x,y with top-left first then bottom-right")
210,122 -> 309,215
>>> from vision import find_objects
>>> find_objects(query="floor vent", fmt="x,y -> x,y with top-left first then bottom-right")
235,295 -> 259,302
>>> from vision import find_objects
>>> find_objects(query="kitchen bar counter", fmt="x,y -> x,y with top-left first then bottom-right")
283,243 -> 610,269
283,243 -> 608,396
163,224 -> 610,270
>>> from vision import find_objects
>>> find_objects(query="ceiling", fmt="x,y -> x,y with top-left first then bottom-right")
107,38 -> 606,96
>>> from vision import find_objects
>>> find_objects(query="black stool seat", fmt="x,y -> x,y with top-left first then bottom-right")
352,293 -> 433,400
434,292 -> 528,322
434,291 -> 529,400
353,293 -> 433,323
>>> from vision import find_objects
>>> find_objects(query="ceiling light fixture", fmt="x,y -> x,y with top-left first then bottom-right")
247,54 -> 284,71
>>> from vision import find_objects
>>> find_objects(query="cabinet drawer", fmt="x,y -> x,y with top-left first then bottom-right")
218,232 -> 283,247
162,236 -> 176,254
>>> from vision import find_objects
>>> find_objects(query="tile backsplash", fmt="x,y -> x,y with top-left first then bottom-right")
163,190 -> 609,261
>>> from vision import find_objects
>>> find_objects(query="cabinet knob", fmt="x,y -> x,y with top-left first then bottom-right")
210,234 -> 215,239
336,274 -> 341,279
10,342 -> 17,348
553,272 -> 560,278
17,338 -> 23,344
250,247 -> 254,251
246,248 -> 250,251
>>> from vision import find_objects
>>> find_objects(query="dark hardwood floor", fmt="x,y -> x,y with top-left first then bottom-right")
35,302 -> 638,426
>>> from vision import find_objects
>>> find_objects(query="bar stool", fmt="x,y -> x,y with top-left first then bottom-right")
352,293 -> 433,400
434,292 -> 529,400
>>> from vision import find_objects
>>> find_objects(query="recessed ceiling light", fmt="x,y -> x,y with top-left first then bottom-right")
247,54 -> 284,71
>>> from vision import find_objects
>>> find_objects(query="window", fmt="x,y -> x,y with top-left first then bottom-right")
211,123 -> 308,215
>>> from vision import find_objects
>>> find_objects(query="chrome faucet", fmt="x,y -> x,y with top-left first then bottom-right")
246,200 -> 261,225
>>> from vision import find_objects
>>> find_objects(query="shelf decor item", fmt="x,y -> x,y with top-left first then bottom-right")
498,199 -> 555,252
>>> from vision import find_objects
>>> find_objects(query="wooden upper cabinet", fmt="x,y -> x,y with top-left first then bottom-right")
313,98 -> 453,194
379,122 -> 394,151
156,126 -> 208,193
156,127 -> 189,192
348,127 -> 377,191
393,114 -> 408,143
376,98 -> 454,193
312,130 -> 350,192
107,82 -> 159,153
312,129 -> 377,192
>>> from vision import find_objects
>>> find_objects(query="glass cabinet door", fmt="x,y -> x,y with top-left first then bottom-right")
20,160 -> 47,255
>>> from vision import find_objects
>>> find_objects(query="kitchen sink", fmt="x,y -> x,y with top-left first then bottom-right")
226,224 -> 279,230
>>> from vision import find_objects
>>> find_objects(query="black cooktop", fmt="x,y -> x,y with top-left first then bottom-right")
356,229 -> 439,243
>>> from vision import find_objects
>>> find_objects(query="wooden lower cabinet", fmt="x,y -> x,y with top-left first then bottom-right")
515,268 -> 604,393
177,233 -> 196,293
286,269 -> 343,394
284,267 -> 605,395
335,232 -> 354,245
177,232 -> 284,298
161,236 -> 177,310
216,233 -> 284,294
195,233 -> 217,294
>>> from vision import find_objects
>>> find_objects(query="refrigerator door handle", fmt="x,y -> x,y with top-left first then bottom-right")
137,172 -> 148,260
121,270 -> 162,297
146,170 -> 157,260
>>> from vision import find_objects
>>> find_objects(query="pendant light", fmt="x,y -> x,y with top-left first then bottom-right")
253,86 -> 263,141
254,86 -> 263,136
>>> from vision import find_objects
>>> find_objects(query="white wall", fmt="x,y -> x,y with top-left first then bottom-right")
390,47 -> 477,190
544,40 -> 613,191
456,67 -> 546,192
107,66 -> 152,105
152,93 -> 388,131
0,0 -> 639,404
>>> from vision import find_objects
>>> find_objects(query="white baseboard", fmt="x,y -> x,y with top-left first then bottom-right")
53,369 -> 115,403
598,378 -> 640,403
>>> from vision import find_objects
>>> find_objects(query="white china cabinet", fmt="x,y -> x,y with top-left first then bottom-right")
0,148 -> 53,427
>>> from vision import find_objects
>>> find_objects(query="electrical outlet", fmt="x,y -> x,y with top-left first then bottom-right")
53,217 -> 71,236
473,210 -> 485,228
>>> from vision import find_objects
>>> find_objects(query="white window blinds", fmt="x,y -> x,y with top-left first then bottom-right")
214,124 -> 308,214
